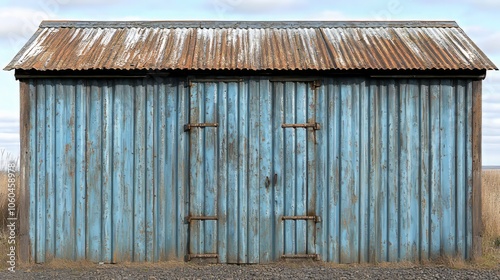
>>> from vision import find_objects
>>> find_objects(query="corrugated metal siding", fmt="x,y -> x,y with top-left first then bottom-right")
6,21 -> 496,71
28,78 -> 189,262
26,76 -> 473,263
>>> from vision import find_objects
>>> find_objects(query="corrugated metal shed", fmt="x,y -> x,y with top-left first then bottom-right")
4,21 -> 497,72
5,20 -> 495,265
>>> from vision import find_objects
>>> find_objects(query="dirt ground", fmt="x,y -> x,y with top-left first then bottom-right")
0,261 -> 499,280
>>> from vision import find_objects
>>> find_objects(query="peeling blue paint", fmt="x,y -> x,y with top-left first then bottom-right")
26,77 -> 473,263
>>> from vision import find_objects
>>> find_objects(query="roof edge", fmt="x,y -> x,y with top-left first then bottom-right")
3,27 -> 45,72
455,27 -> 498,70
13,68 -> 489,78
39,20 -> 460,29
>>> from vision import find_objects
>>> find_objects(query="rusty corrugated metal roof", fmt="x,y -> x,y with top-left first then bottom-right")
4,21 -> 497,71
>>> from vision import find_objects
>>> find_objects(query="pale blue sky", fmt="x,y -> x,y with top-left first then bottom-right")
0,0 -> 499,164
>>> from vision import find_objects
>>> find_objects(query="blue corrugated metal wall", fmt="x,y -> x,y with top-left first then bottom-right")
25,77 -> 473,263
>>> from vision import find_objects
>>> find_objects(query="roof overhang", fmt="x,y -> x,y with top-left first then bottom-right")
13,68 -> 488,80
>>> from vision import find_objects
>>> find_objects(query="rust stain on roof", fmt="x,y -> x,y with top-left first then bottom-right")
4,21 -> 497,71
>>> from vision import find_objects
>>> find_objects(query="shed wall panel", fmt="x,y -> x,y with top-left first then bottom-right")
24,77 -> 474,263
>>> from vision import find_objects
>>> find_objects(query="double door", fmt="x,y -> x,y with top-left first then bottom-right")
186,80 -> 320,263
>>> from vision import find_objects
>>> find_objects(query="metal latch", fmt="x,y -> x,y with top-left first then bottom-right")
184,123 -> 218,132
186,253 -> 219,261
281,123 -> 321,130
282,254 -> 320,260
186,216 -> 218,223
281,215 -> 322,223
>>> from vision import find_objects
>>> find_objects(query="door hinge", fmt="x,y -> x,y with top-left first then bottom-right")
186,216 -> 218,223
311,80 -> 321,89
282,215 -> 322,223
281,122 -> 320,130
184,123 -> 219,132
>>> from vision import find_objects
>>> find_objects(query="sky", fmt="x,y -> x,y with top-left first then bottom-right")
0,0 -> 499,165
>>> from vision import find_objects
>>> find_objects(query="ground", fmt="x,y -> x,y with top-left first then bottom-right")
0,261 -> 499,280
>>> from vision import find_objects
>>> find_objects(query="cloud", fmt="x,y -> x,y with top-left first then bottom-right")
463,25 -> 500,57
0,125 -> 18,134
471,33 -> 500,57
483,96 -> 500,106
0,112 -> 18,122
464,0 -> 500,8
0,1 -> 126,48
483,72 -> 500,99
205,0 -> 308,15
0,132 -> 19,159
485,70 -> 500,82
311,10 -> 351,21
484,136 -> 500,144
471,69 -> 499,166
0,7 -> 50,47
415,0 -> 500,9
477,34 -> 500,57
7,0 -> 122,9
56,0 -> 120,5
483,101 -> 500,113
0,111 -> 20,156
0,132 -> 19,142
483,126 -> 500,137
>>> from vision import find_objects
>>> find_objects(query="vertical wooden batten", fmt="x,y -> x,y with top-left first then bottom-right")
471,80 -> 482,259
19,80 -> 31,263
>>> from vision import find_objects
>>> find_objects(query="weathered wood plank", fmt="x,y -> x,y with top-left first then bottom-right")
429,80 -> 441,258
387,81 -> 399,262
315,80 -> 327,260
471,80 -> 482,259
145,80 -> 155,262
133,80 -> 146,261
87,81 -> 103,262
440,79 -> 456,256
248,79 -> 260,263
295,82 -> 307,255
19,80 -> 31,263
259,78 -> 273,262
101,80 -> 112,262
339,81 -> 360,263
226,82 -> 239,263
36,81 -> 46,262
272,81 -> 285,260
419,80 -> 430,260
216,81 -> 228,263
237,81 -> 248,263
306,81 -> 317,257
44,81 -> 55,261
359,80 -> 369,263
455,80 -> 467,258
188,82 -> 202,256
284,82 -> 297,256
204,82 -> 218,256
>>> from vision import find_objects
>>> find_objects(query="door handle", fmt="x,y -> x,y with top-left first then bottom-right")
273,173 -> 278,185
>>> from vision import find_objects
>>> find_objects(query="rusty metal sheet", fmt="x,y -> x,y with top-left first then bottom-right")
5,21 -> 497,71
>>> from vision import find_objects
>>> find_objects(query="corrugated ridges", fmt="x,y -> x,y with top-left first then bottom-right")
4,21 -> 497,71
